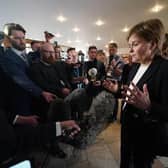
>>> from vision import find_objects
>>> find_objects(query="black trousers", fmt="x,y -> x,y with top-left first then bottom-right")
120,124 -> 154,168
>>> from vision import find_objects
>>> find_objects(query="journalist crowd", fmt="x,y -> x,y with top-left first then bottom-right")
0,18 -> 168,168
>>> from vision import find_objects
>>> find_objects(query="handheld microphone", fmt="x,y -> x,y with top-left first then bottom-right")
88,68 -> 97,81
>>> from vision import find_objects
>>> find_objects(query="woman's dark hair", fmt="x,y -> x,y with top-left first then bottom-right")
127,19 -> 165,53
162,33 -> 168,56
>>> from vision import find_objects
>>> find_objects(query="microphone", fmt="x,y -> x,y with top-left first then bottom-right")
88,68 -> 97,81
44,31 -> 55,42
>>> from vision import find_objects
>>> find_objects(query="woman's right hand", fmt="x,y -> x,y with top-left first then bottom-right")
123,83 -> 151,110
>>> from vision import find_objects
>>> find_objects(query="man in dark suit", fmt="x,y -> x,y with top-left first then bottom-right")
0,47 -> 80,162
0,23 -> 56,125
0,105 -> 80,163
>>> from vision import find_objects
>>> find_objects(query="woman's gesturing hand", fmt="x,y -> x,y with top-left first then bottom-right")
123,82 -> 151,110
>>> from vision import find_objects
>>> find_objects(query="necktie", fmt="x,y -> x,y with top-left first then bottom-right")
21,53 -> 29,66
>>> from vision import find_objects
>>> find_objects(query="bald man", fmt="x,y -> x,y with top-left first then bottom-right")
29,43 -> 71,99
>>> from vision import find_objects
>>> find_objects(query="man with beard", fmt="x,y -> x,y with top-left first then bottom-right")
0,24 -> 78,159
0,23 -> 56,126
29,42 -> 71,99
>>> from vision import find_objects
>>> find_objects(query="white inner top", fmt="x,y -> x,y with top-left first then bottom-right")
122,62 -> 151,110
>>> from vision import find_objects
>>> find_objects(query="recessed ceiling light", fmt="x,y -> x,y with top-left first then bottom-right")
72,26 -> 80,32
57,15 -> 67,22
121,26 -> 129,32
55,33 -> 62,38
67,40 -> 72,44
96,36 -> 101,41
95,19 -> 105,26
105,45 -> 108,48
150,4 -> 164,13
109,40 -> 114,43
75,39 -> 81,43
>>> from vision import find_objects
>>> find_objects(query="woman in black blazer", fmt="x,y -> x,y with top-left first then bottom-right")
103,18 -> 168,168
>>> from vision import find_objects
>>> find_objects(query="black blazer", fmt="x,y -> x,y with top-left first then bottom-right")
123,56 -> 168,125
120,56 -> 168,166
0,48 -> 42,97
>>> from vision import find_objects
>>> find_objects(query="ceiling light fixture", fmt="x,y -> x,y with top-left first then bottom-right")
57,15 -> 67,22
109,40 -> 114,43
72,26 -> 80,32
75,39 -> 81,43
150,4 -> 164,13
95,19 -> 105,26
67,40 -> 72,44
105,45 -> 108,48
55,33 -> 62,38
121,26 -> 129,32
96,36 -> 101,41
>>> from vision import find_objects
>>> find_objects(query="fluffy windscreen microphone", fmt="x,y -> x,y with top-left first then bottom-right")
88,68 -> 97,81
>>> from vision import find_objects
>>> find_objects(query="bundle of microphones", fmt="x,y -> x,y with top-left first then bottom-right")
62,113 -> 96,149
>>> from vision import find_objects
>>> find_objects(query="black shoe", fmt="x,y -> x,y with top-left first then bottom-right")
48,144 -> 67,159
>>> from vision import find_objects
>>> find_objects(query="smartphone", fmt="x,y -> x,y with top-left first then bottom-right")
10,160 -> 31,168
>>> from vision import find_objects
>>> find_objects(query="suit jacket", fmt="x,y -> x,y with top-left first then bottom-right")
123,56 -> 168,124
0,76 -> 56,163
0,48 -> 43,119
120,56 -> 168,167
121,63 -> 133,85
0,107 -> 56,163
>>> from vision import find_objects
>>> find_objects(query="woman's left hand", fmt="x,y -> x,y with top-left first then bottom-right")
123,82 -> 151,110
